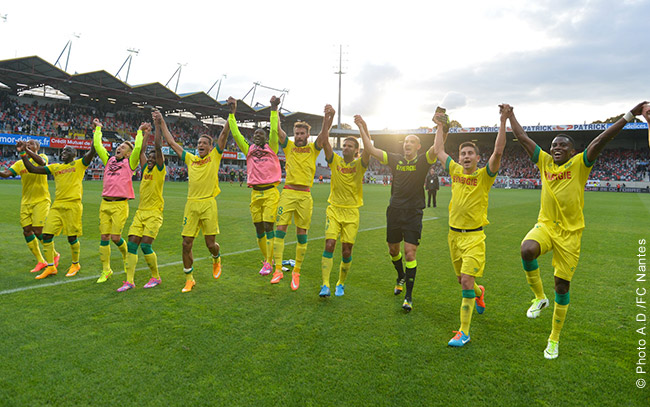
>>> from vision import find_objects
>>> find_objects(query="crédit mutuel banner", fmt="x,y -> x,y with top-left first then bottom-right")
50,137 -> 112,151
0,133 -> 111,151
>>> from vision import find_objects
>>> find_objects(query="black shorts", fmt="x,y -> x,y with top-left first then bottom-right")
386,206 -> 423,245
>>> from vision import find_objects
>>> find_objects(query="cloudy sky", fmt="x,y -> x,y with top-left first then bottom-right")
0,0 -> 648,130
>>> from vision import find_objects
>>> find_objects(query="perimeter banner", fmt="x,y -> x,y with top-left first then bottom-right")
50,137 -> 112,151
0,133 -> 51,147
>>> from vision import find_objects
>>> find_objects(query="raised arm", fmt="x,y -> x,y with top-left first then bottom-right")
487,105 -> 509,174
139,130 -> 151,170
277,110 -> 287,146
16,141 -> 47,174
129,123 -> 147,170
25,147 -> 46,166
269,96 -> 280,153
586,101 -> 648,163
506,105 -> 537,158
226,96 -> 249,155
321,105 -> 336,162
92,118 -> 109,165
354,115 -> 385,162
153,114 -> 164,168
642,104 -> 650,148
157,112 -> 184,157
82,140 -> 97,166
315,105 -> 334,150
431,110 -> 450,164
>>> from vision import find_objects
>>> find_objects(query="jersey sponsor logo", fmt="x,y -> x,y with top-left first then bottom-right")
55,166 -> 77,175
396,164 -> 417,172
292,146 -> 312,154
337,165 -> 357,174
143,173 -> 154,181
545,171 -> 572,181
191,156 -> 212,167
452,175 -> 478,186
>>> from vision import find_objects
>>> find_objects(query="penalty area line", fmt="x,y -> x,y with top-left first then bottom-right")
0,217 -> 439,296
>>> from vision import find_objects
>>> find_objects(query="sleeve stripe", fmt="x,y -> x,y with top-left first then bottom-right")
486,162 -> 497,177
583,149 -> 596,167
531,145 -> 541,164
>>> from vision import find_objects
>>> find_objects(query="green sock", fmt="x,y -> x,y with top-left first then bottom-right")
25,234 -> 45,263
295,234 -> 308,272
256,232 -> 267,260
265,231 -> 274,263
99,240 -> 111,272
321,251 -> 334,287
523,259 -> 545,299
460,289 -> 476,333
69,239 -> 80,264
337,256 -> 352,286
125,241 -> 139,284
273,231 -> 286,272
115,238 -> 127,262
550,292 -> 570,342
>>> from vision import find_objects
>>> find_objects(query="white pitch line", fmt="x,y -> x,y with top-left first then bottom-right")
0,217 -> 439,296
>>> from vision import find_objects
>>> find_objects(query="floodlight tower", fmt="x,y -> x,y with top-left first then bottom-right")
115,48 -> 140,84
334,44 -> 348,147
242,82 -> 289,108
207,74 -> 227,100
54,33 -> 81,72
165,63 -> 187,93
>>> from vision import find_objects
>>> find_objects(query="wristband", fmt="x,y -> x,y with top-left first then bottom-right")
623,111 -> 634,122
19,151 -> 26,157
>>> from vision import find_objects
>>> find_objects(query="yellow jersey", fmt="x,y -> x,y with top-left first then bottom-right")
327,153 -> 367,208
446,157 -> 497,229
139,164 -> 166,211
533,145 -> 594,232
183,147 -> 222,201
281,139 -> 321,187
44,159 -> 89,203
10,154 -> 50,205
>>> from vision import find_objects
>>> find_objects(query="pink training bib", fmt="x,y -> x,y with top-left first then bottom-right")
102,156 -> 135,199
247,144 -> 281,186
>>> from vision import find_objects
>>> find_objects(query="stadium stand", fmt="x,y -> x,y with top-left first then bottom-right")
0,55 -> 648,188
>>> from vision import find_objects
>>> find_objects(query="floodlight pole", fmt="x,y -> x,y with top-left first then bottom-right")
54,33 -> 80,73
165,63 -> 187,93
125,48 -> 139,84
250,82 -> 260,106
207,74 -> 227,100
55,41 -> 71,71
115,49 -> 139,84
334,44 -> 346,148
175,64 -> 182,94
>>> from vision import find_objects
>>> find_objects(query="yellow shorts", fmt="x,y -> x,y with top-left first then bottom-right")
325,206 -> 360,244
182,199 -> 219,237
20,199 -> 51,228
250,187 -> 280,224
99,200 -> 130,235
448,229 -> 486,278
276,189 -> 313,230
128,209 -> 164,239
523,222 -> 582,282
43,201 -> 83,237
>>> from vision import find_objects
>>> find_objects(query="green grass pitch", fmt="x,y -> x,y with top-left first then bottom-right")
0,180 -> 648,406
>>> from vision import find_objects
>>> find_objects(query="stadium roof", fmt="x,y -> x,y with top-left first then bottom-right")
0,55 -> 323,127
